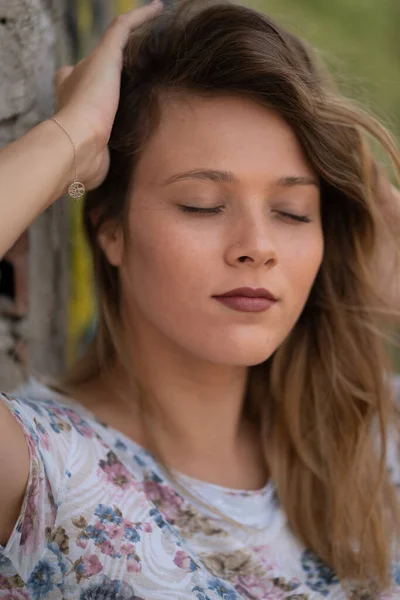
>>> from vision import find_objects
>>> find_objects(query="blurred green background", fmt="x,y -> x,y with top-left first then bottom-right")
67,0 -> 400,365
249,0 -> 400,134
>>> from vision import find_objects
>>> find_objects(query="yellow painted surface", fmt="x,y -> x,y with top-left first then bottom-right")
67,199 -> 94,365
115,0 -> 140,15
77,0 -> 93,41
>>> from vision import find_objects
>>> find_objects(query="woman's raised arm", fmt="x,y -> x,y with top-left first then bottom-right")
0,0 -> 163,259
0,0 -> 163,549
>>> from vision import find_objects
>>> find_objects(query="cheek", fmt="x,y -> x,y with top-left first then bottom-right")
125,215 -> 212,308
281,230 -> 323,308
118,212 -> 324,366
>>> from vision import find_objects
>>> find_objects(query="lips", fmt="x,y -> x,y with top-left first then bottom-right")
212,287 -> 277,313
214,287 -> 277,301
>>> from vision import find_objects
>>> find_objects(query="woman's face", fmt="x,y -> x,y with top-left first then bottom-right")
101,93 -> 323,366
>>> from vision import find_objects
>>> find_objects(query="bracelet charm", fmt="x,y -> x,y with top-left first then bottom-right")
69,181 -> 86,199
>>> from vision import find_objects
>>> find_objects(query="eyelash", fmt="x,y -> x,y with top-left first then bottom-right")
178,205 -> 312,223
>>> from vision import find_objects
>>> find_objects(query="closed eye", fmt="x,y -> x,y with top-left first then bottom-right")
179,205 -> 223,215
178,205 -> 312,222
275,211 -> 312,223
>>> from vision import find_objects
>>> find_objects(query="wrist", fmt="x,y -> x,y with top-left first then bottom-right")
48,109 -> 101,193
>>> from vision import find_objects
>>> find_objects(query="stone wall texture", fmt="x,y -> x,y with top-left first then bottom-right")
0,0 -> 71,390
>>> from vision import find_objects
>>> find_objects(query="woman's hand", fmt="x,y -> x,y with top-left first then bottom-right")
52,0 -> 164,191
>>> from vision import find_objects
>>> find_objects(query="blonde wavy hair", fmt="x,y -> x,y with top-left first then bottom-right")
49,0 -> 400,594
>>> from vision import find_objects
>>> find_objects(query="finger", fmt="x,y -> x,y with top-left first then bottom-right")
100,1 -> 163,55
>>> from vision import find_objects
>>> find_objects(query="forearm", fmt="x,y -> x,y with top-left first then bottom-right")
0,119 -> 74,259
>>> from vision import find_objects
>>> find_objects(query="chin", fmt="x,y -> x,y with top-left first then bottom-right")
204,344 -> 277,368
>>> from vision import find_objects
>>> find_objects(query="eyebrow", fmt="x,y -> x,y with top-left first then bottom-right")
163,168 -> 319,188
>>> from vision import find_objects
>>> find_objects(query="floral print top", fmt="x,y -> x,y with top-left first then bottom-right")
1,377 -> 400,600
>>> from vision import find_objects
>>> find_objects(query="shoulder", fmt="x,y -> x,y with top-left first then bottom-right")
0,377 -> 132,582
0,380 -> 74,479
2,376 -> 154,499
0,380 -> 81,579
3,376 -> 103,443
0,377 -> 119,485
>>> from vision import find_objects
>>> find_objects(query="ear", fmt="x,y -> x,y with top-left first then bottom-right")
97,221 -> 124,268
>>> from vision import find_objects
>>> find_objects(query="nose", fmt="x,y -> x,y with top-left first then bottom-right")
225,213 -> 278,269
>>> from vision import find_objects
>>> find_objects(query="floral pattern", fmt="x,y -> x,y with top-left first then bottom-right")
142,471 -> 227,538
200,549 -> 301,599
300,551 -> 339,596
0,380 -> 399,599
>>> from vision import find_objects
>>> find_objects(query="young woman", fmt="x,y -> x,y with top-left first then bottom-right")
0,1 -> 399,598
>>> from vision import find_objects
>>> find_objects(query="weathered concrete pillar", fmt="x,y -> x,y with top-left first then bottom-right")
0,0 -> 72,390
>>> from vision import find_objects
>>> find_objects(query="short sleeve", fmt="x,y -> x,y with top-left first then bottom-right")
0,391 -> 73,582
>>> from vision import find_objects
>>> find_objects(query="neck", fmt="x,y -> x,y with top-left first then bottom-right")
115,333 -> 250,457
75,315 -> 268,490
